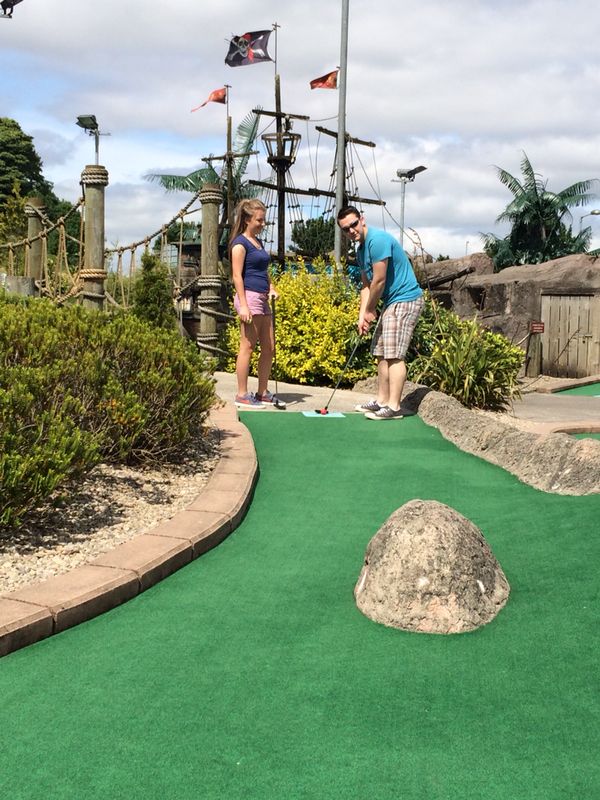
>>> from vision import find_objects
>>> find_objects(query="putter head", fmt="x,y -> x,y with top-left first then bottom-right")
316,408 -> 328,415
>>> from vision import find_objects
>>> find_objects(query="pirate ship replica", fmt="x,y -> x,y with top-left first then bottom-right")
176,7 -> 386,353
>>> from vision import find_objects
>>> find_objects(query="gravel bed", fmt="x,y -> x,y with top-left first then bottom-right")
0,427 -> 221,594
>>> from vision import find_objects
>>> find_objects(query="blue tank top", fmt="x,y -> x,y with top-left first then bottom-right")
231,235 -> 270,293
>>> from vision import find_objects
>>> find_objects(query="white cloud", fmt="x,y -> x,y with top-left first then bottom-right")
2,0 -> 599,258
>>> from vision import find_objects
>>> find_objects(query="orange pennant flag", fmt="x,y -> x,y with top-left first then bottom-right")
310,69 -> 338,90
191,87 -> 227,112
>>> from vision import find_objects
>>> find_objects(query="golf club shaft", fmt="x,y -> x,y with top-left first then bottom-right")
322,313 -> 384,411
323,337 -> 362,410
271,296 -> 278,399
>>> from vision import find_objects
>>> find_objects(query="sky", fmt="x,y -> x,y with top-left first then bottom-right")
2,0 -> 600,259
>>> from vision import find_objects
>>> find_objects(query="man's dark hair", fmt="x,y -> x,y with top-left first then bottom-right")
336,205 -> 362,222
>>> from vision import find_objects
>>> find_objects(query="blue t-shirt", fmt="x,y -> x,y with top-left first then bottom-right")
357,227 -> 422,307
231,235 -> 270,293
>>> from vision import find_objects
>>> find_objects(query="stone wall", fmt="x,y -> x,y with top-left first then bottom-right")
450,254 -> 600,343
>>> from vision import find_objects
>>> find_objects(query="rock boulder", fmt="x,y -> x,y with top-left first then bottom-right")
354,499 -> 510,634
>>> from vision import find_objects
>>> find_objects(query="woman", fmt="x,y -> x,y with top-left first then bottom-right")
230,199 -> 284,409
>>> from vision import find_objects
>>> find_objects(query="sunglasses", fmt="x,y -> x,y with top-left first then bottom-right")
340,218 -> 361,232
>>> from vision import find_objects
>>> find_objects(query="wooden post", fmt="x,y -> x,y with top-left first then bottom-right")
197,183 -> 223,354
525,321 -> 544,377
24,196 -> 45,283
80,164 -> 109,310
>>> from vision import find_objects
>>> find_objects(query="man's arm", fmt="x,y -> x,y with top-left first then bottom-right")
365,259 -> 387,313
358,259 -> 387,334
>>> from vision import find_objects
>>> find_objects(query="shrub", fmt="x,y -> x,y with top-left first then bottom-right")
0,295 -> 216,527
132,250 -> 177,331
0,369 -> 100,527
89,314 -> 216,461
408,294 -> 523,409
222,257 -> 375,387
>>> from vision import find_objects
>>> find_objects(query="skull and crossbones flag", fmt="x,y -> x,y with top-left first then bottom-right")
225,30 -> 274,68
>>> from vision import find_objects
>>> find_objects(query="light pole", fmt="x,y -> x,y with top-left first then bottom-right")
579,209 -> 600,232
393,165 -> 427,247
76,114 -> 107,165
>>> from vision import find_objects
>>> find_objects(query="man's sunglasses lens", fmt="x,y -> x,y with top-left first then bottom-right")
341,219 -> 360,232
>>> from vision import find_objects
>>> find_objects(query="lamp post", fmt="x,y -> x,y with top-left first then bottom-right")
76,114 -> 110,310
262,120 -> 301,269
76,114 -> 104,165
579,209 -> 600,232
393,165 -> 427,247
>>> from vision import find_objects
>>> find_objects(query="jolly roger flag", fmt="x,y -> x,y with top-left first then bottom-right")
225,30 -> 274,67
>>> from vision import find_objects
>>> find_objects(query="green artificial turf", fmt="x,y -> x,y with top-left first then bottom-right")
557,382 -> 600,438
1,414 -> 598,800
558,382 -> 600,396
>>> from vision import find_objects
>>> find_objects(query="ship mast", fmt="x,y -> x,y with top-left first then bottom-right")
334,0 -> 350,262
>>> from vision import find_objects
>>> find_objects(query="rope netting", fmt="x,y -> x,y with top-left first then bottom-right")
254,119 -> 434,267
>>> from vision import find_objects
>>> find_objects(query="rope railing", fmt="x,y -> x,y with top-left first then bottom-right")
104,191 -> 202,257
0,198 -> 84,252
100,190 -> 207,310
0,198 -> 85,295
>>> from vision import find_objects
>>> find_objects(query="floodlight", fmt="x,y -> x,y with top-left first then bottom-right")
76,115 -> 98,131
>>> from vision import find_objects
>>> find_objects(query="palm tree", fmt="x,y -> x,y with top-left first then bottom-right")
144,110 -> 261,238
482,152 -> 598,270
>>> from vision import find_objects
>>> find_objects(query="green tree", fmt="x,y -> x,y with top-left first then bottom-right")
0,180 -> 26,242
0,181 -> 27,273
132,251 -> 177,330
152,221 -> 200,252
290,217 -> 335,259
0,118 -> 53,209
482,152 -> 598,270
0,119 -> 80,269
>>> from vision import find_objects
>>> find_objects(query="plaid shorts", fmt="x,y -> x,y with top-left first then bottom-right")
371,296 -> 424,359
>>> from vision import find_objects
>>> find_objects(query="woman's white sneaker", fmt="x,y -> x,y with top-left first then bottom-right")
364,406 -> 404,420
354,399 -> 381,413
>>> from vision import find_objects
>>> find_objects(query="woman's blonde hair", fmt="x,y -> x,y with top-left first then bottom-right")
229,199 -> 267,252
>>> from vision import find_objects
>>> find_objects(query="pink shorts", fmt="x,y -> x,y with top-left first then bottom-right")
234,291 -> 271,317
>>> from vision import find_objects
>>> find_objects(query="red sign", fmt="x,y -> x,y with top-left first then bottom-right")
529,321 -> 545,334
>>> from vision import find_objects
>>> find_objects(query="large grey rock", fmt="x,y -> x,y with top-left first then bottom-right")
354,499 -> 510,634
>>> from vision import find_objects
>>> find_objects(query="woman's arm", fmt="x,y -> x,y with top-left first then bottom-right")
231,243 -> 252,323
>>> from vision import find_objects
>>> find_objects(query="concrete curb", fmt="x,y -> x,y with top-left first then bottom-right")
0,403 -> 257,659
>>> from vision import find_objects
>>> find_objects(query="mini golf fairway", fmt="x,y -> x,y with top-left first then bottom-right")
0,414 -> 598,800
558,381 -> 600,396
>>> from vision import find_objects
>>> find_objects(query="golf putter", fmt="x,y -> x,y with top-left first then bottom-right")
315,337 -> 363,415
270,296 -> 286,410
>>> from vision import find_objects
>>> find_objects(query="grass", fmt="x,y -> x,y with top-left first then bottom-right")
0,413 -> 598,799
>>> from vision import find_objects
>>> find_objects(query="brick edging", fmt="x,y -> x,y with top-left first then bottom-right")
0,403 -> 256,659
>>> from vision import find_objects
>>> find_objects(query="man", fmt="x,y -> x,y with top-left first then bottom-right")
337,206 -> 424,420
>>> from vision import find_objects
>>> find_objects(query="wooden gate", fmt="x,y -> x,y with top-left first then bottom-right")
540,294 -> 600,377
